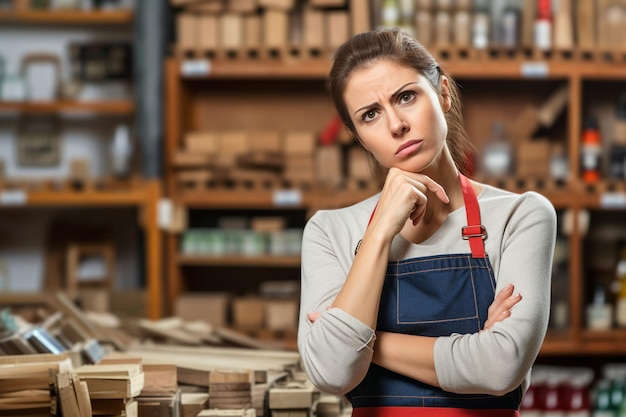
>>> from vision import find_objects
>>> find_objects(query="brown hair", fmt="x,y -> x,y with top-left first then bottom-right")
329,28 -> 473,186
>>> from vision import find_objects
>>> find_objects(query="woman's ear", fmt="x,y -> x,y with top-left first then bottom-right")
440,76 -> 451,112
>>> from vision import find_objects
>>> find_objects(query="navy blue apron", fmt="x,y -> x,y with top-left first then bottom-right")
348,174 -> 522,417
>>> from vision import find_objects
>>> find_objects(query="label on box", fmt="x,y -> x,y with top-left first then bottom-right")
273,189 -> 302,207
600,192 -> 626,209
181,60 -> 211,77
0,190 -> 27,206
520,62 -> 549,78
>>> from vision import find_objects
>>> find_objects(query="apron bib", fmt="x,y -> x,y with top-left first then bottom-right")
348,174 -> 522,417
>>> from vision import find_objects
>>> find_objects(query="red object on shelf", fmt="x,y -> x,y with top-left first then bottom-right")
320,115 -> 343,145
536,0 -> 553,21
581,118 -> 601,184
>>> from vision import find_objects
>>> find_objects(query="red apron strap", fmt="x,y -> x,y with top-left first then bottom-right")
459,173 -> 487,258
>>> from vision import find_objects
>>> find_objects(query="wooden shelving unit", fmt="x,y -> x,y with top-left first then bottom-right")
0,180 -> 163,320
0,9 -> 134,25
164,52 -> 626,355
0,100 -> 135,115
0,8 -> 164,319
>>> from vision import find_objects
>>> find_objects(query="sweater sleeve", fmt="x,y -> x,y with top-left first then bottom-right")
297,211 -> 376,395
434,192 -> 557,395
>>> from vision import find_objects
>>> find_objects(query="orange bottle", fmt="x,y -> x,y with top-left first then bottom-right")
581,118 -> 601,183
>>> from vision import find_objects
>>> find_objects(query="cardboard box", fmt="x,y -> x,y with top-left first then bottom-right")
177,13 -> 199,49
265,299 -> 298,331
303,8 -> 325,49
316,145 -> 343,188
244,15 -> 262,48
326,11 -> 350,49
198,15 -> 219,50
185,131 -> 218,154
284,131 -> 316,155
219,131 -> 249,159
232,297 -> 266,328
251,131 -> 282,153
220,13 -> 244,49
175,292 -> 230,327
348,147 -> 371,180
350,0 -> 371,35
263,9 -> 289,48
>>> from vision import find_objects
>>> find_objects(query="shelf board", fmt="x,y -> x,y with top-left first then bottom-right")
0,9 -> 134,25
177,254 -> 301,268
172,56 -> 626,81
0,100 -> 134,115
173,188 -> 376,209
0,182 -> 152,207
171,185 -> 601,210
185,58 -> 331,79
540,329 -> 626,355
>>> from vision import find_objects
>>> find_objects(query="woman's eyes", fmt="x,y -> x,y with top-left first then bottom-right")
360,91 -> 416,122
398,91 -> 416,104
362,109 -> 378,122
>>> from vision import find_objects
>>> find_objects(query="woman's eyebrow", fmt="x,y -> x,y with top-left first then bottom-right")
353,81 -> 419,116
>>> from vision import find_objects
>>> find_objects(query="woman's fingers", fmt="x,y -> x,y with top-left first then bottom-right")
307,312 -> 321,322
403,174 -> 450,204
483,284 -> 521,331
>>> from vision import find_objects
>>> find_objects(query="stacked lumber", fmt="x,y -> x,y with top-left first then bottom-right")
72,363 -> 145,415
0,353 -> 72,417
181,393 -> 209,417
51,371 -> 93,417
100,354 -> 182,416
126,343 -> 301,416
208,369 -> 254,409
268,380 -> 319,417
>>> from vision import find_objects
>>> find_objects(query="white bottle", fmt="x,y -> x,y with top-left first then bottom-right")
472,0 -> 490,49
111,124 -> 132,178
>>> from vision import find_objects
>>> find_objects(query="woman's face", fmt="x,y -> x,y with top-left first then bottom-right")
344,60 -> 451,174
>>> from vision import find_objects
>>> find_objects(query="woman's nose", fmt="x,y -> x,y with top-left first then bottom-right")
389,110 -> 409,137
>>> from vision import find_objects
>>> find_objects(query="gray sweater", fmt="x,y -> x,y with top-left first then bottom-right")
298,185 -> 557,397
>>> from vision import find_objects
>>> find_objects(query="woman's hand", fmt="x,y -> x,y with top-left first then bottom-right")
482,284 -> 521,332
372,167 -> 450,240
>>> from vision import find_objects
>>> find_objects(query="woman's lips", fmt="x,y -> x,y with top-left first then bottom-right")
395,140 -> 422,156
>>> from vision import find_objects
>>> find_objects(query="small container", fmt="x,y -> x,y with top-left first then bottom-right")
586,284 -> 613,330
111,124 -> 133,178
580,118 -> 602,183
534,0 -> 553,50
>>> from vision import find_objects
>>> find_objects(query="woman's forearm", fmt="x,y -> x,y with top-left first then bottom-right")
372,331 -> 439,386
331,227 -> 392,328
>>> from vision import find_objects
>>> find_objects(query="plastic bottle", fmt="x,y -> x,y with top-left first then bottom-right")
535,0 -> 553,50
581,118 -> 602,184
472,0 -> 490,49
381,0 -> 400,28
398,0 -> 415,35
111,124 -> 133,178
500,2 -> 520,48
480,121 -> 514,179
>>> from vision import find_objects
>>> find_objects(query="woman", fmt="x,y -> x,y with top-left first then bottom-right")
297,28 -> 557,416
